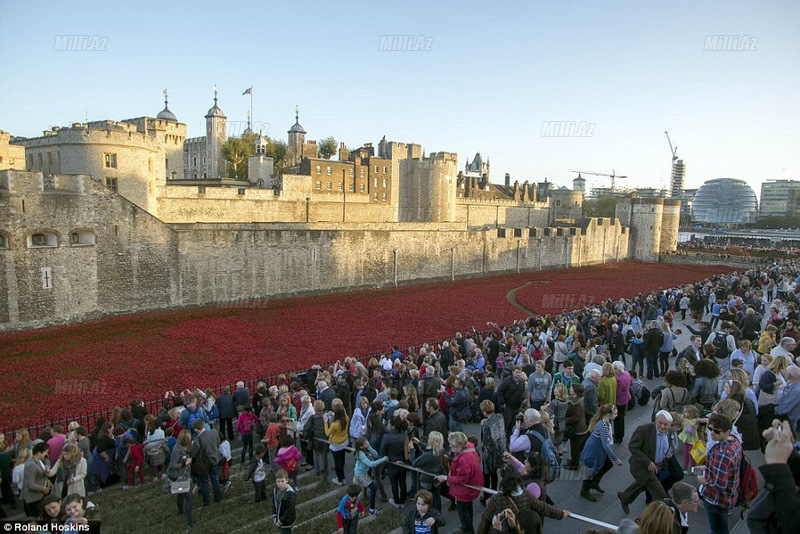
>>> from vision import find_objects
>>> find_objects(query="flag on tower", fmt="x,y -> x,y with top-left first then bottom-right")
242,87 -> 252,96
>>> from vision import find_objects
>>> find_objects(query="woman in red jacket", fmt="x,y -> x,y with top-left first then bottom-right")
435,431 -> 484,534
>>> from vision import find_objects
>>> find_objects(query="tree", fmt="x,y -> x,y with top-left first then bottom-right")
583,195 -> 618,218
318,136 -> 337,159
221,133 -> 257,179
263,137 -> 289,175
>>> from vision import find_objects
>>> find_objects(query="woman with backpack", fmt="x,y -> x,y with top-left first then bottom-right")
167,429 -> 195,528
659,371 -> 689,412
690,359 -> 721,412
552,335 -> 569,374
478,400 -> 507,505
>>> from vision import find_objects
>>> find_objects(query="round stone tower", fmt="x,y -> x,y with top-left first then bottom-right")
659,199 -> 681,254
629,198 -> 664,261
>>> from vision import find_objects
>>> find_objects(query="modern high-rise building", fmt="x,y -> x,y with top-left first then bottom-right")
760,179 -> 800,219
670,159 -> 686,198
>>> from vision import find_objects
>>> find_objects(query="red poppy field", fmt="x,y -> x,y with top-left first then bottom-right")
0,260 -> 734,431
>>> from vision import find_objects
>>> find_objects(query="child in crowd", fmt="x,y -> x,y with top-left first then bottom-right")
669,412 -> 684,455
246,444 -> 269,502
336,484 -> 365,534
40,495 -> 65,528
678,405 -> 699,469
403,490 -> 443,534
273,434 -> 302,487
264,412 -> 282,463
164,427 -> 176,456
63,493 -> 101,530
629,370 -> 644,406
122,438 -> 145,489
237,404 -> 260,464
272,469 -> 297,534
352,436 -> 388,516
219,437 -> 232,493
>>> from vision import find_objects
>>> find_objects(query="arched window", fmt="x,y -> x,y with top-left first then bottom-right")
27,232 -> 58,248
69,230 -> 96,246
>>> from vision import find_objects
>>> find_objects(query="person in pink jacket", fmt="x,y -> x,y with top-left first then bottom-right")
435,432 -> 484,534
612,361 -> 633,444
272,435 -> 302,487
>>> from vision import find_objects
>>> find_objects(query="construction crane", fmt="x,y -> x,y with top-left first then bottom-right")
665,131 -> 678,161
571,170 -> 627,189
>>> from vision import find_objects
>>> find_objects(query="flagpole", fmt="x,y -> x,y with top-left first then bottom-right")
250,89 -> 253,132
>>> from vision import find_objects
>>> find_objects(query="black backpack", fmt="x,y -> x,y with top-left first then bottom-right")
711,333 -> 730,360
191,444 -> 211,476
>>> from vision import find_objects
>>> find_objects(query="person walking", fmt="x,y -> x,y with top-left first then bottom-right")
579,404 -> 623,502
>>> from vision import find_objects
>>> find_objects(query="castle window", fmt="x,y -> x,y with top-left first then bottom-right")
382,178 -> 387,188
37,153 -> 43,169
349,170 -> 354,178
69,231 -> 96,246
193,157 -> 197,166
359,183 -> 365,193
383,166 -> 387,174
104,153 -> 117,168
316,181 -> 322,190
193,173 -> 197,179
105,177 -> 118,192
326,166 -> 332,176
165,157 -> 169,170
327,182 -> 332,190
203,173 -> 207,179
28,232 -> 57,248
382,192 -> 387,201
513,228 -> 523,237
497,228 -> 507,238
374,178 -> 378,188
555,199 -> 562,207
360,169 -> 364,178
198,186 -> 206,194
0,234 -> 8,249
349,183 -> 355,192
238,188 -> 245,195
374,165 -> 378,173
373,193 -> 378,201
203,157 -> 206,165
316,166 -> 321,174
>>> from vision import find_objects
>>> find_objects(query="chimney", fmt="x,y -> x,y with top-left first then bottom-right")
505,173 -> 511,189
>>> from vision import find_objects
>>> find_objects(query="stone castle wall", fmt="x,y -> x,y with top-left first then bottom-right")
1,170 -> 630,330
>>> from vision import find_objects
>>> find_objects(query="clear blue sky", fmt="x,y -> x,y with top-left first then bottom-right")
1,0 -> 798,197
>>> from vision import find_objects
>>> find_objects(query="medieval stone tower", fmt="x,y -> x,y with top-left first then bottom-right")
287,107 -> 306,167
615,197 -> 679,262
205,88 -> 227,179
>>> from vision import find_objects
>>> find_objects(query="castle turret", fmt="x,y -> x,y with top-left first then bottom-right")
617,197 -> 665,261
287,105 -> 306,167
205,86 -> 227,178
659,199 -> 681,254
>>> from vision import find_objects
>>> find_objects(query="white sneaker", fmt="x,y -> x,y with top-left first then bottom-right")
330,477 -> 344,486
122,485 -> 132,490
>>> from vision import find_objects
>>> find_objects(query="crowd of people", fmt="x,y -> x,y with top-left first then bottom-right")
2,261 -> 800,534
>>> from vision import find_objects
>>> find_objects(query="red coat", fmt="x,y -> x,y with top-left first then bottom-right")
447,442 -> 484,502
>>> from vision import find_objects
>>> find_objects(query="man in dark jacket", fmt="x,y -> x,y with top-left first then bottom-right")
618,412 -> 676,514
420,367 -> 442,425
608,324 -> 626,363
497,366 -> 527,437
643,321 -> 664,380
192,420 -> 222,507
216,386 -> 236,442
423,398 -> 448,441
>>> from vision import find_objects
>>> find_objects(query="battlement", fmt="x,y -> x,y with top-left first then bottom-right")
17,124 -> 160,151
427,151 -> 458,163
0,170 -> 87,194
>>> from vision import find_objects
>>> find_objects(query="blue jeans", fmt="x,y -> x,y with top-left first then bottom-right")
241,434 -> 254,463
448,417 -> 463,432
645,351 -> 658,379
704,500 -> 731,534
197,466 -> 221,506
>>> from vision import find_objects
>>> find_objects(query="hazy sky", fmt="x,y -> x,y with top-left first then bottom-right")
1,0 -> 798,197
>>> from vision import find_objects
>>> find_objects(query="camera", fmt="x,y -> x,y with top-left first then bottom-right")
690,466 -> 705,475
515,413 -> 524,422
